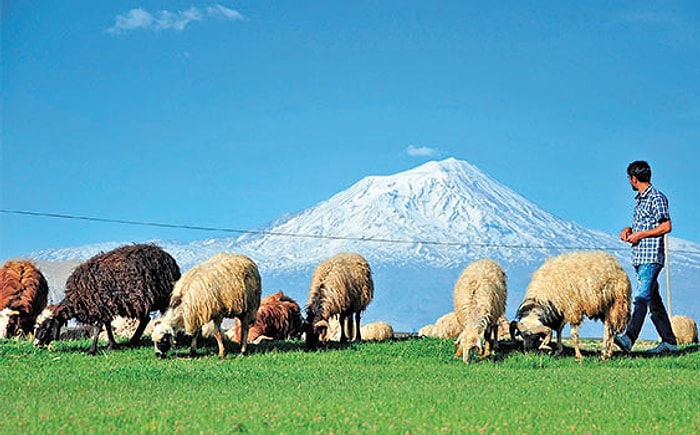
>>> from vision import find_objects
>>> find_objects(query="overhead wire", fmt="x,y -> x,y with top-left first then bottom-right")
2,208 -> 699,255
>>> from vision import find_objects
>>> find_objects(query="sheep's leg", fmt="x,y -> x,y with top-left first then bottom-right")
339,313 -> 348,343
554,327 -> 564,356
239,319 -> 249,354
601,320 -> 613,361
492,324 -> 499,351
482,332 -> 491,358
354,311 -> 362,342
129,315 -> 150,346
88,324 -> 103,355
105,321 -> 118,350
538,329 -> 553,351
571,324 -> 582,362
214,328 -> 226,359
189,334 -> 198,357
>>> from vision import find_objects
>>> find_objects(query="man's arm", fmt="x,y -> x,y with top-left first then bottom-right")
625,219 -> 672,244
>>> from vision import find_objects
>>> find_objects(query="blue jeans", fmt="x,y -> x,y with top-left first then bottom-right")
625,263 -> 677,344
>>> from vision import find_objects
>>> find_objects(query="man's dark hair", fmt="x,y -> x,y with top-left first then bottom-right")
627,160 -> 652,183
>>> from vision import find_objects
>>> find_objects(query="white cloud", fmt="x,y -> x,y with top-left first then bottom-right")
107,8 -> 154,34
206,5 -> 245,21
406,145 -> 441,157
154,7 -> 203,31
108,4 -> 244,34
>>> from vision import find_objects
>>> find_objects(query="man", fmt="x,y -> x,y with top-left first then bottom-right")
614,160 -> 677,354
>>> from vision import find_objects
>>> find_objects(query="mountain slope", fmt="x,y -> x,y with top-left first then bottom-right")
234,157 -> 621,271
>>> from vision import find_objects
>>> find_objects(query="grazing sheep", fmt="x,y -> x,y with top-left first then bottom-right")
453,259 -> 507,364
304,252 -> 374,349
510,251 -> 631,361
226,290 -> 303,344
360,321 -> 394,341
671,315 -> 698,345
0,260 -> 49,339
33,244 -> 180,355
418,312 -> 462,339
152,253 -> 261,359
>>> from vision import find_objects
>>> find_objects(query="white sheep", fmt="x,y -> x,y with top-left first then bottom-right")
671,315 -> 698,345
511,251 -> 631,361
304,252 -> 374,349
152,253 -> 261,359
418,312 -> 462,339
453,259 -> 507,363
360,321 -> 394,341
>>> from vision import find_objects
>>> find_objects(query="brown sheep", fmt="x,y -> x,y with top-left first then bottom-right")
34,244 -> 181,355
0,260 -> 49,339
304,252 -> 374,349
227,290 -> 303,344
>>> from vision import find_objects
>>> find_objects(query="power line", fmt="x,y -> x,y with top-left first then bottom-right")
3,208 -> 699,255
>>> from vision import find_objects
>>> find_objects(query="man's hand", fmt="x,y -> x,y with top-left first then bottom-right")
620,227 -> 632,241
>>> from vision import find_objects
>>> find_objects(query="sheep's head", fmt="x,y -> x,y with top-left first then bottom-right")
303,315 -> 330,350
33,307 -> 63,347
512,314 -> 551,352
0,308 -> 20,338
152,320 -> 175,359
454,329 -> 482,364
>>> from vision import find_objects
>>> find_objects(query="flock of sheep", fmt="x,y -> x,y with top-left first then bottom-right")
1,244 -> 698,363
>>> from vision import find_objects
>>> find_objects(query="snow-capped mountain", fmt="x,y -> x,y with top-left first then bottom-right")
23,158 -> 700,337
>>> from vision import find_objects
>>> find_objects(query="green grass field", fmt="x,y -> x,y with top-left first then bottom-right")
2,336 -> 698,433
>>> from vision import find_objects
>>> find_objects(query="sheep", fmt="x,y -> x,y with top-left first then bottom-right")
226,290 -> 303,344
33,244 -> 181,355
100,316 -> 157,342
452,259 -> 507,364
671,315 -> 698,345
418,312 -> 462,339
152,253 -> 261,359
304,252 -> 374,349
510,251 -> 631,361
0,260 -> 49,339
360,321 -> 394,341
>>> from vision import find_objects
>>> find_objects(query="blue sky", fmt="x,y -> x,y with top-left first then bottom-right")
2,1 -> 699,260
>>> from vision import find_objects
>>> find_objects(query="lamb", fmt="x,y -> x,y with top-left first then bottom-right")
360,321 -> 394,341
510,251 -> 631,361
452,259 -> 507,363
0,260 -> 49,339
33,244 -> 181,355
226,290 -> 303,344
418,312 -> 461,339
152,253 -> 261,359
304,252 -> 374,349
671,315 -> 698,345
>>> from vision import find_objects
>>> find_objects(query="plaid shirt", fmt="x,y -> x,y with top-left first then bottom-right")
631,185 -> 670,266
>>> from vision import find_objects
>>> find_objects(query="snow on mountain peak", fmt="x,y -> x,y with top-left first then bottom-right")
27,157 -> 621,271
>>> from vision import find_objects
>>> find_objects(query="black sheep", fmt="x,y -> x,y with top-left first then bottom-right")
34,244 -> 181,355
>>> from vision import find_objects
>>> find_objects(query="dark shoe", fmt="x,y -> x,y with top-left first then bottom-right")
614,334 -> 632,353
646,342 -> 677,355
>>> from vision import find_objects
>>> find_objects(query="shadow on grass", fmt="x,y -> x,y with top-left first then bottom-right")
488,338 -> 699,362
